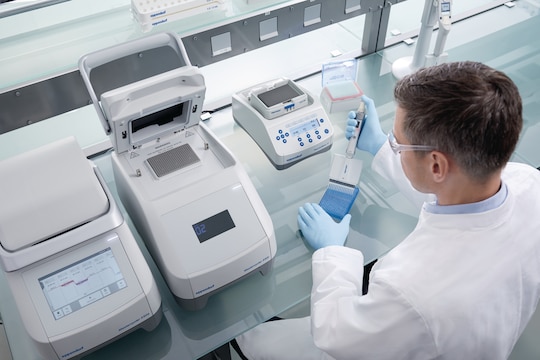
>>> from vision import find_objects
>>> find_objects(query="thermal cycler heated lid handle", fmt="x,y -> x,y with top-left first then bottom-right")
78,32 -> 192,134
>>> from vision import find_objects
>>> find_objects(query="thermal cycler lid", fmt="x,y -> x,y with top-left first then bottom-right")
0,137 -> 109,252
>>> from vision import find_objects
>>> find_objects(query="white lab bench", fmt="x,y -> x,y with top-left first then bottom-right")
0,1 -> 539,359
0,68 -> 421,358
0,96 -> 421,359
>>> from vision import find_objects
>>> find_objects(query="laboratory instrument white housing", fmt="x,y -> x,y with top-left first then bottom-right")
79,32 -> 276,310
232,78 -> 334,169
0,137 -> 162,360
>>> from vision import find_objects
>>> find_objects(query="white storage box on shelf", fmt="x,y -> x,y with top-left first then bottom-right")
131,0 -> 225,32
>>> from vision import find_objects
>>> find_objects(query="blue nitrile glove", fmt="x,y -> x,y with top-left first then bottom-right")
345,95 -> 387,156
298,203 -> 351,250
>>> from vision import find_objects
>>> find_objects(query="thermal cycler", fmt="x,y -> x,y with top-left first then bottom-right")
0,137 -> 162,359
79,32 -> 276,310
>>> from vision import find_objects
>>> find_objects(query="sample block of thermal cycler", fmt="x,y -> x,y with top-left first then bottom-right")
232,78 -> 334,169
0,137 -> 162,360
79,32 -> 276,310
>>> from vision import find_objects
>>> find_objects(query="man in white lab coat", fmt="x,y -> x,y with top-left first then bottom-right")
235,61 -> 540,359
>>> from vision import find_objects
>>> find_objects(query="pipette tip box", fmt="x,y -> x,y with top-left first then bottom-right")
320,58 -> 363,113
319,181 -> 359,221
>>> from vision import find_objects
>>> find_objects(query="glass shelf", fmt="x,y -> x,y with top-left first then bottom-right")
0,0 -> 295,90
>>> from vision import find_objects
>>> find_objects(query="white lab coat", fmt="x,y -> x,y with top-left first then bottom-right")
237,142 -> 540,360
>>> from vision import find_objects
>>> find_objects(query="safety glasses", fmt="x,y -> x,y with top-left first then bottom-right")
388,130 -> 435,155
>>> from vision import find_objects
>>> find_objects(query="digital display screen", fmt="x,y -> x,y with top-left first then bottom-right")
290,118 -> 320,136
39,248 -> 127,320
257,83 -> 302,108
192,210 -> 236,243
441,2 -> 450,12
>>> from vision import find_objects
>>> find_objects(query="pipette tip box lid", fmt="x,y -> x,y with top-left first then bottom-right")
320,58 -> 363,113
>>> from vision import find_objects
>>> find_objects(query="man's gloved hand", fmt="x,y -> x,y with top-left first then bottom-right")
297,203 -> 351,250
345,95 -> 387,156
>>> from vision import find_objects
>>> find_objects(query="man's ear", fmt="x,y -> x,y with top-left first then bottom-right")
429,151 -> 449,183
